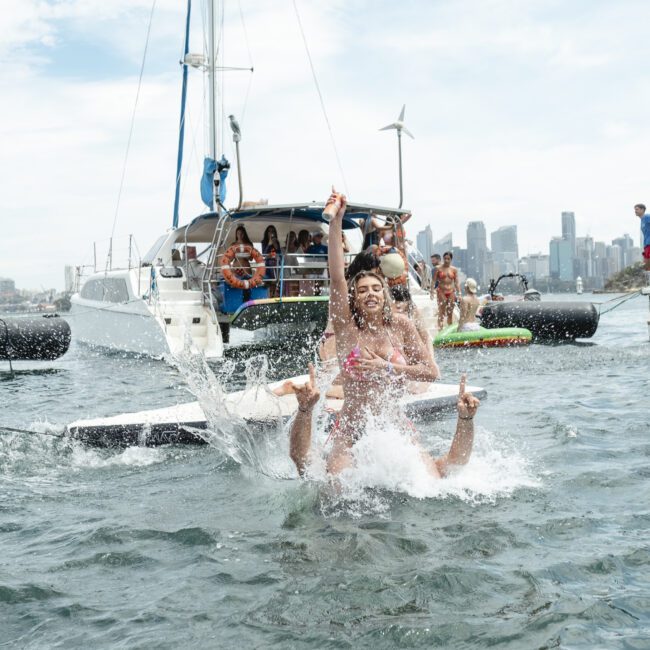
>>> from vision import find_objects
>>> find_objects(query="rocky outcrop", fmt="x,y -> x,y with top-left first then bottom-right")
603,262 -> 648,292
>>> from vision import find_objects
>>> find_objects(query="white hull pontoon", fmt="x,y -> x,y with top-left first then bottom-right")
67,376 -> 486,448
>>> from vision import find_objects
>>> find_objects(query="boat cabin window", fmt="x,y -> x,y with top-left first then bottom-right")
141,235 -> 168,266
80,278 -> 130,303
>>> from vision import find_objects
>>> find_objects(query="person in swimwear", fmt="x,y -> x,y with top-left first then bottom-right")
432,250 -> 460,329
302,188 -> 441,475
288,365 -> 480,478
390,285 -> 435,364
228,225 -> 255,277
457,278 -> 481,332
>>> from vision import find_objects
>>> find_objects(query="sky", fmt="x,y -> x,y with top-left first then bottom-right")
1,0 -> 649,290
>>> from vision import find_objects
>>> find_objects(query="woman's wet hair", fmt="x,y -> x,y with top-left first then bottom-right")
348,271 -> 393,329
345,251 -> 381,281
443,250 -> 453,259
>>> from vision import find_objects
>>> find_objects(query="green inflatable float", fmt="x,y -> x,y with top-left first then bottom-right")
433,324 -> 532,348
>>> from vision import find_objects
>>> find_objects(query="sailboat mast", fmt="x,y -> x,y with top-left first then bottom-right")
207,0 -> 219,210
172,0 -> 192,229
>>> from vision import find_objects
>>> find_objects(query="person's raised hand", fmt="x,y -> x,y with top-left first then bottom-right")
323,186 -> 347,222
293,362 -> 320,413
457,373 -> 480,419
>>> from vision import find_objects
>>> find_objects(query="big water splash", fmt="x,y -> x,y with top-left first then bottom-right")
173,344 -> 540,515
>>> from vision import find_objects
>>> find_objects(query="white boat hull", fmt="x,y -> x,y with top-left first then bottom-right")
69,268 -> 224,359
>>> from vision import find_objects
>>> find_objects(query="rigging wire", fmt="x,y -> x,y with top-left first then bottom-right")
107,0 -> 158,269
291,0 -> 350,196
596,289 -> 642,315
237,0 -> 255,125
0,425 -> 65,439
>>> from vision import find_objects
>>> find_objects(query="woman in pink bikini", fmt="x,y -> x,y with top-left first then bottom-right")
288,189 -> 444,476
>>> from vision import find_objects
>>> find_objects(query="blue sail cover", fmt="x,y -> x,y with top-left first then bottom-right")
201,157 -> 217,209
201,156 -> 229,208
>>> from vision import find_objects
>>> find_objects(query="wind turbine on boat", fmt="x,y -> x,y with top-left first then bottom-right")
380,105 -> 413,209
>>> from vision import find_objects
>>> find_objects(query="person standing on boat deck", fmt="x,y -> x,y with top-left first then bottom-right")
261,225 -> 282,297
297,229 -> 311,254
285,231 -> 299,254
457,278 -> 481,332
229,225 -> 255,277
430,253 -> 441,277
634,204 -> 650,271
432,251 -> 460,329
313,188 -> 439,474
287,364 -> 479,479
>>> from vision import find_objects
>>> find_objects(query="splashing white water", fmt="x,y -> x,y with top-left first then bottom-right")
172,339 -> 539,511
310,409 -> 541,517
173,346 -> 294,479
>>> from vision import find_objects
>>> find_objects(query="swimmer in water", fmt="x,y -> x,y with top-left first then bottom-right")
288,364 -> 480,478
287,188 -> 442,475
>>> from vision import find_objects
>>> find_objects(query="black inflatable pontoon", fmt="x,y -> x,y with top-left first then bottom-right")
0,315 -> 71,361
481,301 -> 599,340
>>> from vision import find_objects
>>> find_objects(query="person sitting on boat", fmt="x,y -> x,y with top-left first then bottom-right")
457,278 -> 481,332
432,251 -> 460,329
287,364 -> 479,479
307,231 -> 328,257
261,225 -> 282,297
300,188 -> 440,475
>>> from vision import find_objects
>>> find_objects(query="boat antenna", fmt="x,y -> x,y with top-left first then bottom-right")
229,114 -> 244,210
380,105 -> 414,209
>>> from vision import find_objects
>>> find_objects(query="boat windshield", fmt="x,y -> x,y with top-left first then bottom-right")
141,235 -> 168,266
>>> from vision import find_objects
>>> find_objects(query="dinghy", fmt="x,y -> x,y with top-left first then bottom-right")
67,376 -> 487,448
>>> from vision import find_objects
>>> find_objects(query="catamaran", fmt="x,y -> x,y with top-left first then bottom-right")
69,1 -> 437,360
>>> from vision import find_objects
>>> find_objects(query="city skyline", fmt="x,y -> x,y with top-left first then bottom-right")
417,209 -> 641,289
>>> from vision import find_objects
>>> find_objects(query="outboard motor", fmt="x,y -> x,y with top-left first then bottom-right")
0,315 -> 71,361
481,301 -> 599,340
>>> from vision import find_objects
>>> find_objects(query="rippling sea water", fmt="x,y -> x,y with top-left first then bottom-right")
1,294 -> 649,648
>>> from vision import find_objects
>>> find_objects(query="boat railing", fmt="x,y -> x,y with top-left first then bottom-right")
199,250 -> 359,311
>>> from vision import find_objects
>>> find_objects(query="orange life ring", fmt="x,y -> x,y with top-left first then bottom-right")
376,245 -> 408,287
220,244 -> 266,290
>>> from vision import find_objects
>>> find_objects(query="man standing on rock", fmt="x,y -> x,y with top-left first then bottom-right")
634,203 -> 650,271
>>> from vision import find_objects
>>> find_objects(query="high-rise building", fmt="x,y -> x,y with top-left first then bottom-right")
612,234 -> 634,269
433,232 -> 453,255
415,226 -> 433,260
549,237 -> 573,281
466,221 -> 487,284
491,226 -> 519,257
562,211 -> 576,252
575,236 -> 594,278
606,245 -> 622,275
451,246 -> 467,273
519,253 -> 550,281
490,225 -> 519,275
